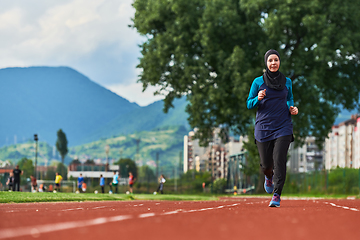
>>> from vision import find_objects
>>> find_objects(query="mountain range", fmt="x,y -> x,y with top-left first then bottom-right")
0,66 -> 189,148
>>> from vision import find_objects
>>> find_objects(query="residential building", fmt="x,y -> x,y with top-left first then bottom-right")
288,136 -> 324,173
324,114 -> 359,170
183,128 -> 247,180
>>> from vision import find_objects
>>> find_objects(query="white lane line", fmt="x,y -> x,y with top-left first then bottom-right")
325,202 -> 359,212
139,213 -> 155,218
0,202 -> 241,239
0,215 -> 132,239
61,208 -> 84,211
162,210 -> 179,215
92,206 -> 106,210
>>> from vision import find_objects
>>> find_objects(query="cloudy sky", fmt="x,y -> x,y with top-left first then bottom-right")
0,0 -> 164,106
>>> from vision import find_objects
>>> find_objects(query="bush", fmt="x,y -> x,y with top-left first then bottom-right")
212,178 -> 227,194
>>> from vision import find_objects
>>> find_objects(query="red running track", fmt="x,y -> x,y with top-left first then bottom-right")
0,197 -> 359,240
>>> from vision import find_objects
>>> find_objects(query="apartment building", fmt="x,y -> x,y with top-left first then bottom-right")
288,136 -> 324,173
324,115 -> 359,170
183,128 -> 246,180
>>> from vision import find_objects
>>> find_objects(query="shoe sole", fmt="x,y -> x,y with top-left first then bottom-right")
269,204 -> 280,207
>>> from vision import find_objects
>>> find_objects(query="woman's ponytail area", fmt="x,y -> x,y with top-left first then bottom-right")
289,106 -> 298,115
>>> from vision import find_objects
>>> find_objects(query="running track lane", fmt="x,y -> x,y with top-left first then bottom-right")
0,197 -> 359,240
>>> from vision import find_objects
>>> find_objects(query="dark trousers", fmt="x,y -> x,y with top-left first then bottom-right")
157,183 -> 164,194
256,135 -> 292,196
101,186 -> 104,193
12,180 -> 20,191
110,184 -> 118,193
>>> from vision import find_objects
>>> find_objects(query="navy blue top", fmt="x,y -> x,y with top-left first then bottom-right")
246,76 -> 294,142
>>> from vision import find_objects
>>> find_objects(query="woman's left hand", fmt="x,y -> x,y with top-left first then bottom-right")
289,106 -> 298,115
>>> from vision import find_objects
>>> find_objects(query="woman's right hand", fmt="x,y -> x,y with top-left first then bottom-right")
258,89 -> 266,101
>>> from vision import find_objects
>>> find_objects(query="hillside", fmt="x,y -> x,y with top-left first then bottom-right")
0,67 -> 140,147
0,126 -> 187,177
0,66 -> 189,148
81,97 -> 190,143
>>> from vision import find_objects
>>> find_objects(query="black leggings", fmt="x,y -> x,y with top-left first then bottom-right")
256,135 -> 293,195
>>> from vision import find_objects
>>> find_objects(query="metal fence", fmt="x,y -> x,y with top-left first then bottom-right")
283,168 -> 360,195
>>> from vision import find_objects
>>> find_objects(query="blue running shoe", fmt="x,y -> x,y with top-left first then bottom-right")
269,193 -> 281,207
264,175 -> 274,194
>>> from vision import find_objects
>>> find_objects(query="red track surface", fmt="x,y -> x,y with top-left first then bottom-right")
0,197 -> 359,240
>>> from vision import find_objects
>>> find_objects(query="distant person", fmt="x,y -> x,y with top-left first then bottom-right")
39,183 -> 44,192
128,172 -> 136,194
109,171 -> 119,194
100,174 -> 105,193
30,175 -> 37,192
6,172 -> 14,191
12,165 -> 23,191
55,172 -> 63,192
82,182 -> 87,192
48,184 -> 53,192
156,174 -> 166,194
77,173 -> 84,193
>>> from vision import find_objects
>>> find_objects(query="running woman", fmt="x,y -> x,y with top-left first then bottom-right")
246,49 -> 299,207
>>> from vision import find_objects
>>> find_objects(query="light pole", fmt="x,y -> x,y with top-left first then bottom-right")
34,134 -> 38,179
119,148 -> 123,174
105,144 -> 110,172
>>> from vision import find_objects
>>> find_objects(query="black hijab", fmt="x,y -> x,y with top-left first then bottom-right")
263,49 -> 286,90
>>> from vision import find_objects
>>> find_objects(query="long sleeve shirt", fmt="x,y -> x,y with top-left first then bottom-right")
246,76 -> 294,142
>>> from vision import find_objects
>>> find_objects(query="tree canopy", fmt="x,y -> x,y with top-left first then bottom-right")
18,157 -> 34,180
56,129 -> 68,164
132,0 -> 360,145
115,158 -> 138,179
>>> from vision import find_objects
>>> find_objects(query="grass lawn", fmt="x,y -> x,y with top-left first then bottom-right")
1,191 -> 357,204
0,191 -> 219,203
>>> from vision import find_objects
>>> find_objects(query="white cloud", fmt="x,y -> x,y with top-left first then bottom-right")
107,82 -> 165,107
0,0 -> 163,106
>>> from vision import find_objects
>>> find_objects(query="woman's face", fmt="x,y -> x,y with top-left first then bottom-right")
267,54 -> 280,72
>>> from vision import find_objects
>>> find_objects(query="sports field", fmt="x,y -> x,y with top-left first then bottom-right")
1,196 -> 359,240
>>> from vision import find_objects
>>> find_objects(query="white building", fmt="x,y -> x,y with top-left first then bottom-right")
324,115 -> 359,170
183,128 -> 247,180
288,136 -> 324,173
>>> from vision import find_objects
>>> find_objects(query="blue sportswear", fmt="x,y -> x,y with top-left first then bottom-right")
246,76 -> 294,142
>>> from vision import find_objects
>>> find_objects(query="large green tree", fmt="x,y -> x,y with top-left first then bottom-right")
132,0 -> 360,146
138,165 -> 157,182
56,129 -> 68,164
18,158 -> 34,179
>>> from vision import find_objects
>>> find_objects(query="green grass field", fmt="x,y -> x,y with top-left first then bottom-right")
0,191 -> 219,203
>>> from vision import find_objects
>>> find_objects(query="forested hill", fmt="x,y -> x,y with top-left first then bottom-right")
0,67 -> 189,147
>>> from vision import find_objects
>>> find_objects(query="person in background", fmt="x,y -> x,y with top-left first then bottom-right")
128,172 -> 136,194
54,172 -> 63,192
12,165 -> 23,191
30,175 -> 37,192
100,174 -> 105,193
109,171 -> 119,194
156,174 -> 166,194
81,182 -> 87,192
77,173 -> 84,193
6,172 -> 14,191
38,183 -> 45,192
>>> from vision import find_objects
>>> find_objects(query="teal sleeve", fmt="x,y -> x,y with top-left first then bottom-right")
286,78 -> 294,109
246,79 -> 260,109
